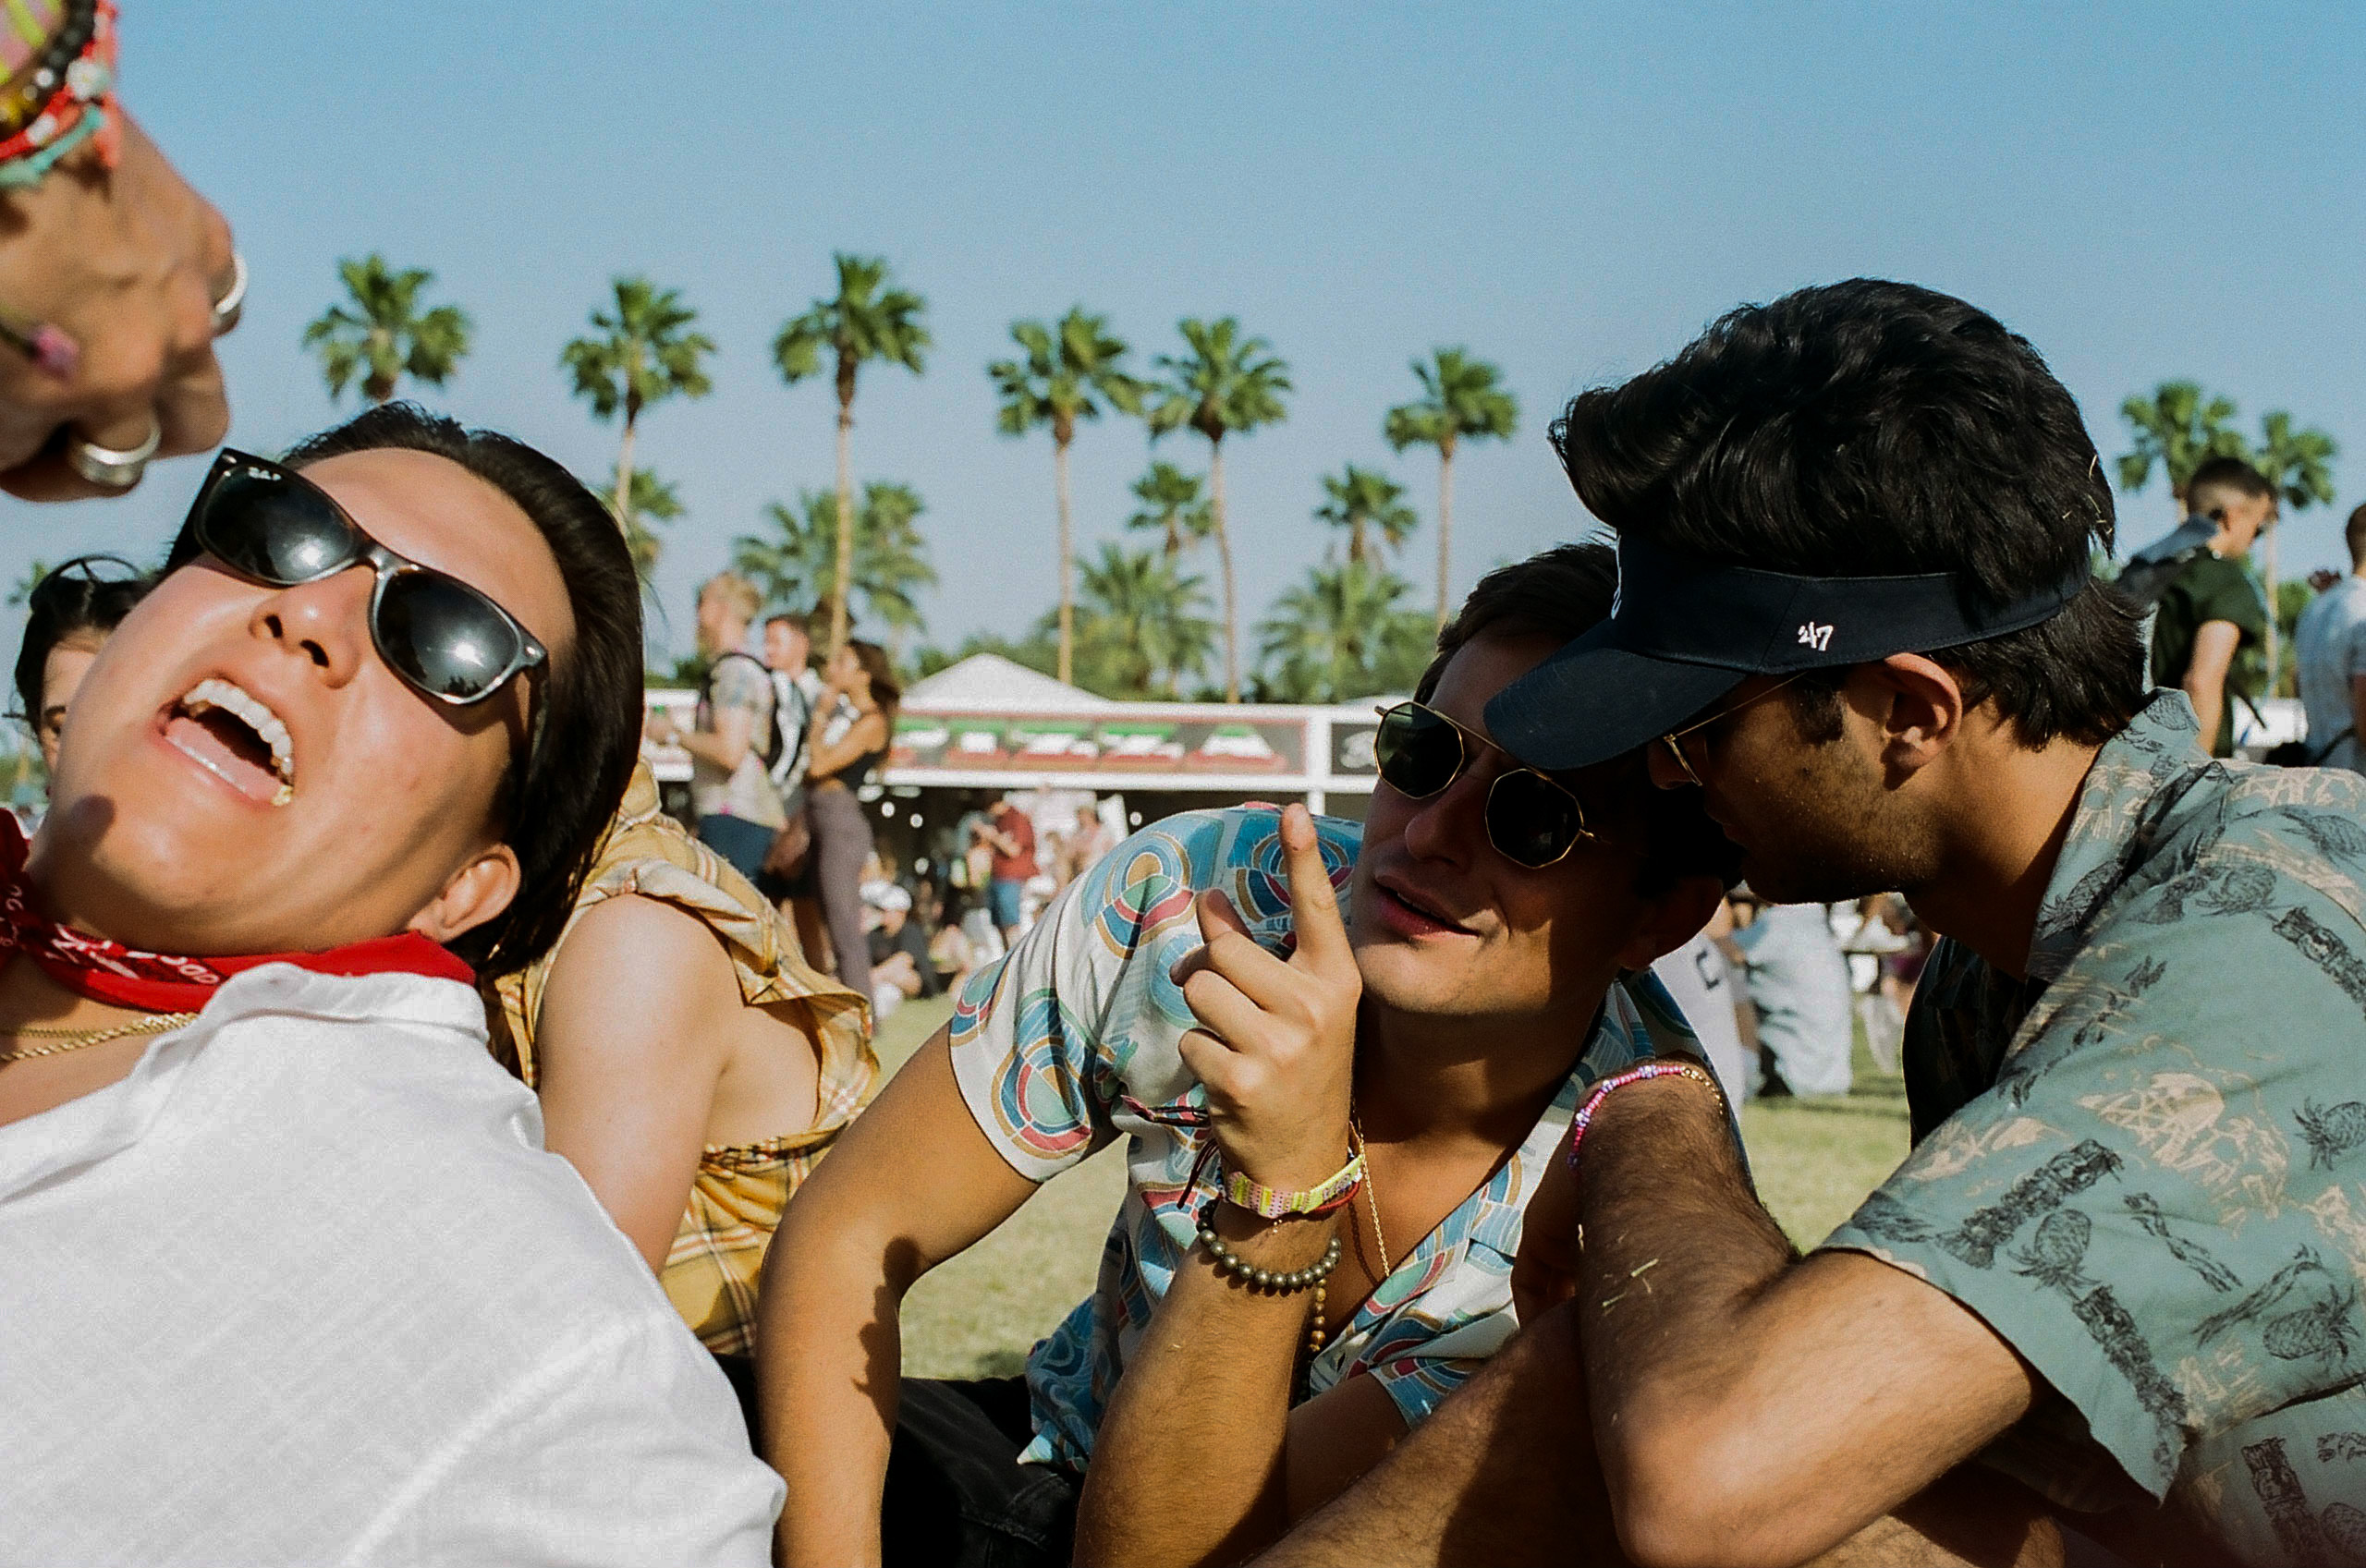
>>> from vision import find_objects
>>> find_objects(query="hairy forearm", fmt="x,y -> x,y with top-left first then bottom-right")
1077,1210 -> 1335,1567
1256,1305 -> 1619,1567
1574,1080 -> 1804,1557
1574,1083 -> 2036,1566
757,1218 -> 911,1567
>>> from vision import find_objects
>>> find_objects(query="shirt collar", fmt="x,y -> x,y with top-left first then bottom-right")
0,966 -> 487,1201
2024,690 -> 2209,981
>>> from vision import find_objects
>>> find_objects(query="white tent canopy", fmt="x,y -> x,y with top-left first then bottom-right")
901,654 -> 1115,714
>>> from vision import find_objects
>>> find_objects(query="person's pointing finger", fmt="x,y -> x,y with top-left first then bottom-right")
1278,804 -> 1348,967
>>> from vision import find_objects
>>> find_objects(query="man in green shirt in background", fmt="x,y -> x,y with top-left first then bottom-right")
2148,455 -> 2275,757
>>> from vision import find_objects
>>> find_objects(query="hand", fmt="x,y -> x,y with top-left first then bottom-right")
1511,1125 -> 1581,1323
644,711 -> 678,745
1171,804 -> 1359,1192
0,112 -> 235,499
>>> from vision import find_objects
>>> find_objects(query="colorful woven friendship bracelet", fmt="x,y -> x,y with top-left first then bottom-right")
1220,1139 -> 1365,1221
1565,1060 -> 1724,1171
0,0 -> 109,180
0,0 -> 88,139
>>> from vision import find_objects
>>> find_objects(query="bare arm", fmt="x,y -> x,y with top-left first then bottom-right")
1256,1305 -> 1620,1567
1559,1075 -> 2036,1568
675,703 -> 756,773
804,710 -> 887,784
531,895 -> 735,1271
756,1026 -> 1039,1567
1076,1207 -> 1409,1566
2180,618 -> 2241,753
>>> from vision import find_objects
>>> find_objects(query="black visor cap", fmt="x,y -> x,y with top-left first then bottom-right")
1485,534 -> 2087,772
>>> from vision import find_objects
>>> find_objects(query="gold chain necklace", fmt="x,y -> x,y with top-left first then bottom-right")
0,1011 -> 199,1064
1352,1114 -> 1393,1279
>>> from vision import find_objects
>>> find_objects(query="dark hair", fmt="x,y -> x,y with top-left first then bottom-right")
1551,278 -> 2146,748
2187,456 -> 2275,517
2348,503 -> 2366,570
270,403 -> 642,978
765,609 -> 810,636
848,638 -> 902,727
15,555 -> 152,723
1419,541 -> 1741,894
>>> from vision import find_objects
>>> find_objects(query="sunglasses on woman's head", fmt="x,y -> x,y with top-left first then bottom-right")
1372,700 -> 1594,869
171,450 -> 548,711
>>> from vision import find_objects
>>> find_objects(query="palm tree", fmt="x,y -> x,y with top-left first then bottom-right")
1064,542 -> 1215,698
1315,464 -> 1418,566
2249,410 -> 2339,689
561,278 -> 714,544
1384,348 -> 1518,628
594,468 -> 684,583
1125,461 -> 1214,558
2116,381 -> 2248,521
988,309 -> 1149,687
301,254 -> 472,405
733,481 -> 937,653
774,254 -> 931,655
1258,560 -> 1434,705
1148,318 -> 1292,702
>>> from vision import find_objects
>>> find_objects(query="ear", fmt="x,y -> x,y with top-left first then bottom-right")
1611,872 -> 1728,971
1860,653 -> 1964,786
406,842 -> 521,945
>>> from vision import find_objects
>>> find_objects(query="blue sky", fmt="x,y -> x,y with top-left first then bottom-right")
15,2 -> 2364,667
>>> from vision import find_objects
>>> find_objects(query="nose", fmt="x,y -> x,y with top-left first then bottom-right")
250,565 -> 373,688
1399,761 -> 1491,867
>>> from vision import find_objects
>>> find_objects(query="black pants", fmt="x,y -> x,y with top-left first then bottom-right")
884,1377 -> 1079,1568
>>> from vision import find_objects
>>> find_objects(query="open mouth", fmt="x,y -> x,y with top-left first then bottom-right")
164,677 -> 295,807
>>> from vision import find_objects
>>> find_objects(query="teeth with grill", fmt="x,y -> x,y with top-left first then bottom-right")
180,677 -> 295,805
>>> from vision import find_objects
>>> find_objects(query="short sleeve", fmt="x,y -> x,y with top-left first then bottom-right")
946,819 -> 1200,1182
707,657 -> 771,722
2194,559 -> 2268,641
1824,869 -> 2366,1501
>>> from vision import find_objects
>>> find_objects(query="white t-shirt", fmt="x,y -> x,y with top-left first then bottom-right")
0,964 -> 782,1567
1653,931 -> 1751,1102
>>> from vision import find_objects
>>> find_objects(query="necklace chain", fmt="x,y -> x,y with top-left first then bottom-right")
1352,1114 -> 1393,1279
0,1011 -> 198,1063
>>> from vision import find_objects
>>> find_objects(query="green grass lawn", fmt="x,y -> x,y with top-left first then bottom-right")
876,995 -> 1909,1379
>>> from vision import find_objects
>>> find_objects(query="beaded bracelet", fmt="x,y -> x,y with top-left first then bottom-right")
1195,1199 -> 1341,1295
1565,1061 -> 1724,1172
0,0 -> 89,139
1220,1139 -> 1364,1221
0,0 -> 106,180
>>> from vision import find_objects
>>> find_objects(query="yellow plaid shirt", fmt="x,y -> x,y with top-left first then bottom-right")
489,760 -> 875,1355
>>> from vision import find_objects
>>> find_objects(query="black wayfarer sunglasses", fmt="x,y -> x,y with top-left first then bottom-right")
1372,700 -> 1595,869
171,450 -> 549,716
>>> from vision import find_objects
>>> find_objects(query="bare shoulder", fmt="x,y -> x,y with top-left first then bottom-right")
540,893 -> 741,1063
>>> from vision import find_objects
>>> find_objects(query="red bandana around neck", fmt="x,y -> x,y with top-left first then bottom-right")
0,814 -> 474,1013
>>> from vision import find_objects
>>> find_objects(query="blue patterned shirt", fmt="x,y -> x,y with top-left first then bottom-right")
947,806 -> 1700,1468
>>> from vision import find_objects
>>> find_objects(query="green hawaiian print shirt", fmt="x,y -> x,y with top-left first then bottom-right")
1824,691 -> 2366,1562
